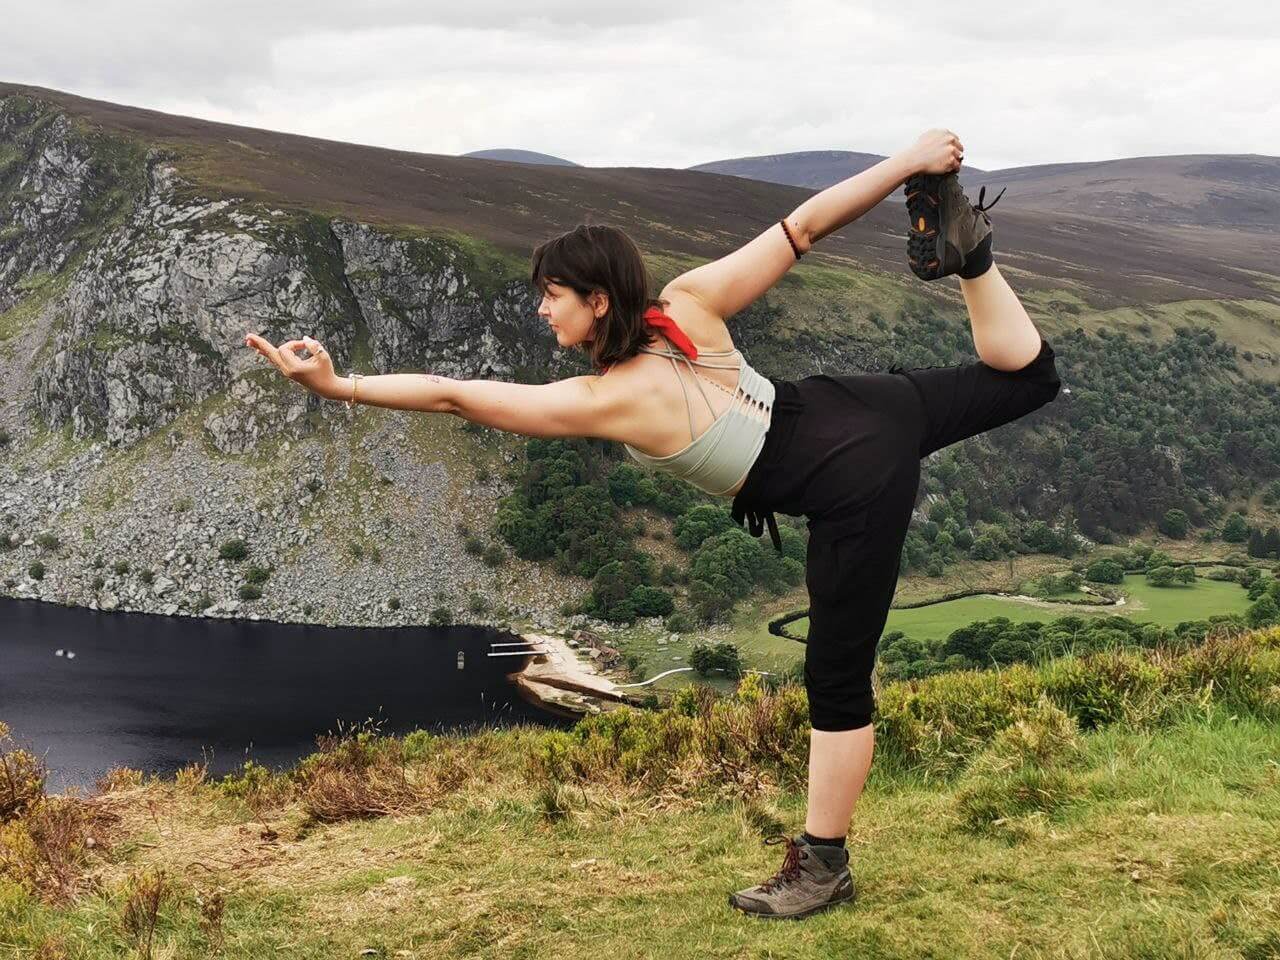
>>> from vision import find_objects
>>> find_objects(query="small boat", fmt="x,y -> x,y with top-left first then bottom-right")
55,649 -> 64,656
66,651 -> 76,659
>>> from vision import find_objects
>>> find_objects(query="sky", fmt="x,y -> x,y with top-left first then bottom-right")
6,1 -> 1279,172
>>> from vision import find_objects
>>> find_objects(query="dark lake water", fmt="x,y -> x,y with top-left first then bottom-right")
0,596 -> 578,794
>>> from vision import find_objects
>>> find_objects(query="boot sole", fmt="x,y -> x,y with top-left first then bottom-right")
727,879 -> 856,920
904,172 -> 947,281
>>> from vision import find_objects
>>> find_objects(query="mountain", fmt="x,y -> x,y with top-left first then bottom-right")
5,82 -> 1276,309
1,80 -> 1278,632
959,155 -> 1280,229
687,150 -> 923,188
700,148 -> 1280,232
460,148 -> 580,166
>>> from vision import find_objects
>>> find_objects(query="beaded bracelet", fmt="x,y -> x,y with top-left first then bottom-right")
779,219 -> 804,259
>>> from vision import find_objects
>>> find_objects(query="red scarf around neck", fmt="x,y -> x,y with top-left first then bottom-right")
640,305 -> 699,360
600,306 -> 697,373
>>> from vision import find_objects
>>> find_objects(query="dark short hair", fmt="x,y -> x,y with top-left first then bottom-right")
530,223 -> 669,372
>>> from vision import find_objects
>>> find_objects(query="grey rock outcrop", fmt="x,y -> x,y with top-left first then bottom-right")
0,91 -> 595,636
32,157 -> 358,446
332,219 -> 545,379
0,103 -> 101,310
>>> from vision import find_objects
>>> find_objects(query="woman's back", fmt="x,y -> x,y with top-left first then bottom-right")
611,310 -> 774,497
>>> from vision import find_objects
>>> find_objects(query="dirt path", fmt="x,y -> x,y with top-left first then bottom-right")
987,591 -> 1141,614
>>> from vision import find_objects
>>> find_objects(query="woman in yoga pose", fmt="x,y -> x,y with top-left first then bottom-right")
245,127 -> 1061,921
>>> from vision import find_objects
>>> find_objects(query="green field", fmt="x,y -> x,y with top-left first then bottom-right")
884,572 -> 1254,641
616,570 -> 1256,695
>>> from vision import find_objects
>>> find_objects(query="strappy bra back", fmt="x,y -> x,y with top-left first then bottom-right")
622,333 -> 775,497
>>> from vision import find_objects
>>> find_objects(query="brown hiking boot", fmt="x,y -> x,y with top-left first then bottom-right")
904,172 -> 1005,281
728,834 -> 856,920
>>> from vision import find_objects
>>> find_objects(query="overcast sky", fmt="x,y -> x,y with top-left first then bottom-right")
7,1 -> 1278,171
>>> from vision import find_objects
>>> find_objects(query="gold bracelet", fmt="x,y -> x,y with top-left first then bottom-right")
345,373 -> 364,409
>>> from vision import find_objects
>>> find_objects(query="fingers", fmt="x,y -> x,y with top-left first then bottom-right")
245,334 -> 328,381
277,340 -> 306,375
245,333 -> 282,361
303,336 -> 330,364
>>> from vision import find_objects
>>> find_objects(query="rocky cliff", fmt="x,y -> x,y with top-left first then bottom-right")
0,91 -> 612,635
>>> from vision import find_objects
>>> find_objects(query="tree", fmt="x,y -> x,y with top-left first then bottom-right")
1159,508 -> 1189,539
607,464 -> 645,506
588,560 -> 646,621
1221,512 -> 1248,543
672,504 -> 736,550
1085,558 -> 1125,584
969,533 -> 1004,561
689,640 -> 743,679
1246,595 -> 1278,628
629,584 -> 674,617
1248,527 -> 1268,558
1264,526 -> 1280,559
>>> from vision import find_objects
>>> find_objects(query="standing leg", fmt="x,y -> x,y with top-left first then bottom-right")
805,726 -> 874,837
728,505 -> 909,919
800,494 -> 916,838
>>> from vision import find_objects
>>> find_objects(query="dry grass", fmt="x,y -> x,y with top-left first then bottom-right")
117,865 -> 173,959
0,627 -> 1276,956
0,720 -> 47,821
0,793 -> 124,905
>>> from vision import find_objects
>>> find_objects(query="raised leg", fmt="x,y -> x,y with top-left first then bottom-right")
958,262 -> 1043,372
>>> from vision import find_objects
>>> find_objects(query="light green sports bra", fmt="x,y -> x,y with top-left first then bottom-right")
622,335 -> 776,496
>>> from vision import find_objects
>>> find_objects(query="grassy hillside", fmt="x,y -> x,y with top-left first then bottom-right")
2,625 -> 1277,957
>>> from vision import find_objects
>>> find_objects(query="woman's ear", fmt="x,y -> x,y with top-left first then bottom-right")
589,290 -> 609,318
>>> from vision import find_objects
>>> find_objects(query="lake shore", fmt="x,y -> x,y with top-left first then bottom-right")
507,631 -> 642,717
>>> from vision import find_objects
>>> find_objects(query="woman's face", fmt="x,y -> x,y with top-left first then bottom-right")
538,281 -> 605,348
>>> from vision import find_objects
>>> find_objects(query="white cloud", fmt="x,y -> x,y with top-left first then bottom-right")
4,0 -> 1277,170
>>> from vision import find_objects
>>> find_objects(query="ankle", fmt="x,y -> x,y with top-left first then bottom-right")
958,233 -> 993,279
800,830 -> 847,849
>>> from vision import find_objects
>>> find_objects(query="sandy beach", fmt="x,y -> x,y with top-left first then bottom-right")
506,631 -> 640,716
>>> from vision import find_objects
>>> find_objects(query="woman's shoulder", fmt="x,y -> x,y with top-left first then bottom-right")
658,287 -> 736,353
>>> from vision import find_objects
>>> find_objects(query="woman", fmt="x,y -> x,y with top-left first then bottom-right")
244,127 -> 1062,921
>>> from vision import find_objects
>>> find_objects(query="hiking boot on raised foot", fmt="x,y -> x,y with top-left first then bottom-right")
728,834 -> 855,920
904,172 -> 1006,281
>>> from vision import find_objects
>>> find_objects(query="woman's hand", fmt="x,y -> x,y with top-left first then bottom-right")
244,333 -> 341,399
908,128 -> 964,175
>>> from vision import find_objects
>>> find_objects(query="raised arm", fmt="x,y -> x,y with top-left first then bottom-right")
663,129 -> 963,320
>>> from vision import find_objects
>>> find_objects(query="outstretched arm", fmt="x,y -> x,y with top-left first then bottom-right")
329,371 -> 614,439
444,375 -> 615,440
245,333 -> 615,439
663,129 -> 964,321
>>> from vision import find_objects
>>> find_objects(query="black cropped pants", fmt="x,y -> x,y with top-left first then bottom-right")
730,336 -> 1062,731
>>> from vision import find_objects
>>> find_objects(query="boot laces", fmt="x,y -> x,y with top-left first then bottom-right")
758,834 -> 804,892
973,184 -> 1006,214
